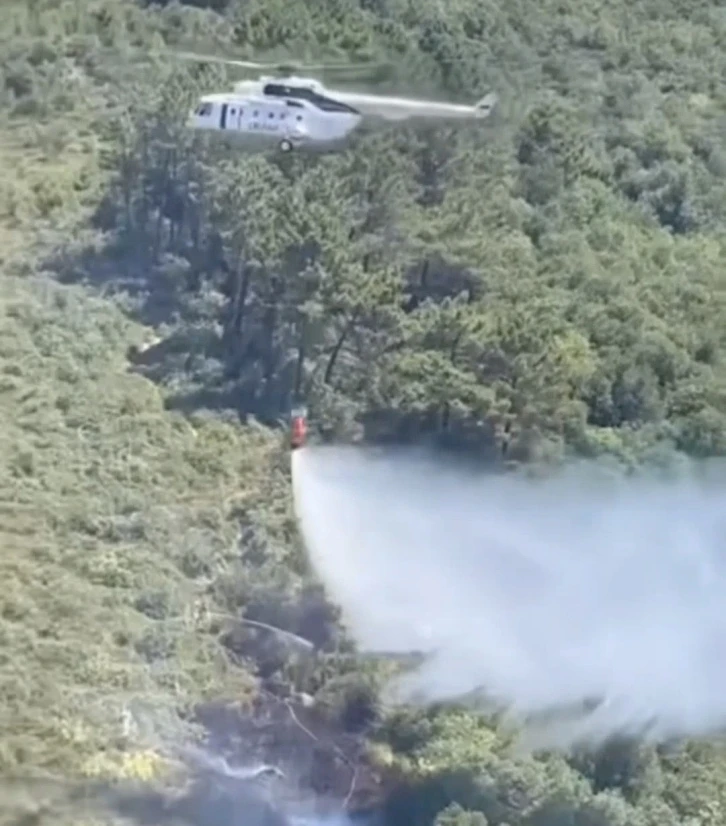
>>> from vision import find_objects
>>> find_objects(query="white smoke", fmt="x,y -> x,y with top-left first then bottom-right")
292,445 -> 726,747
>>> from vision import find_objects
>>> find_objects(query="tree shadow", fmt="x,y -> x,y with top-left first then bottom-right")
48,229 -> 299,425
50,238 -> 208,331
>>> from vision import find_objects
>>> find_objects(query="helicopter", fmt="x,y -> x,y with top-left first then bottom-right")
177,52 -> 498,154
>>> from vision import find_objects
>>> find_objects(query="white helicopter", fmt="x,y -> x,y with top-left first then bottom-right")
178,52 -> 498,153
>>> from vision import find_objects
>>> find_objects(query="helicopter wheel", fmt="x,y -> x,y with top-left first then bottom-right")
279,139 -> 294,153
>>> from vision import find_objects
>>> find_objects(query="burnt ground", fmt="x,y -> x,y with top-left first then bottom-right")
192,691 -> 386,819
0,692 -> 388,826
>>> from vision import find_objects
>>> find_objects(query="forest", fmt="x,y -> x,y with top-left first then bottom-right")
2,0 -> 726,825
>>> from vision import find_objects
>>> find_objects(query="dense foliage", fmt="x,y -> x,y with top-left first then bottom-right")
3,1 -> 726,825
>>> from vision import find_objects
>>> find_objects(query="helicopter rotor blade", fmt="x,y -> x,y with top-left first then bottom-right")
165,49 -> 389,75
169,51 -> 277,71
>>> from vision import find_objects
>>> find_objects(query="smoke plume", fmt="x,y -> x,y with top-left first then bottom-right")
292,445 -> 726,747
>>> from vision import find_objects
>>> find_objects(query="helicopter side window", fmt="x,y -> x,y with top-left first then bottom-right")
284,101 -> 304,121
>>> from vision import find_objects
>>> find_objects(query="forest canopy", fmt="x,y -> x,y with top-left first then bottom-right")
2,1 -> 726,826
4,0 -> 726,464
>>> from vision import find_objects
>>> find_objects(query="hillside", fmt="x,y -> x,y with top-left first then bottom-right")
2,1 -> 726,825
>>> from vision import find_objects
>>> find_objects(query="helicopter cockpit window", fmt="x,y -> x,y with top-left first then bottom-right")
196,102 -> 213,117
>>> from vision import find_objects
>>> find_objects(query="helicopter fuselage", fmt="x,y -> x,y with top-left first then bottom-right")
188,76 -> 496,153
189,92 -> 360,153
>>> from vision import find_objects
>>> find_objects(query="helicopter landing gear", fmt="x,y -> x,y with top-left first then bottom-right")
279,138 -> 294,153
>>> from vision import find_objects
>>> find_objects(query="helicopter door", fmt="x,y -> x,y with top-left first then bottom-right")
228,105 -> 242,130
219,103 -> 228,130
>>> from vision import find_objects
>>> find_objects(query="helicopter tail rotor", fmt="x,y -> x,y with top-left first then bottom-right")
474,91 -> 498,116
